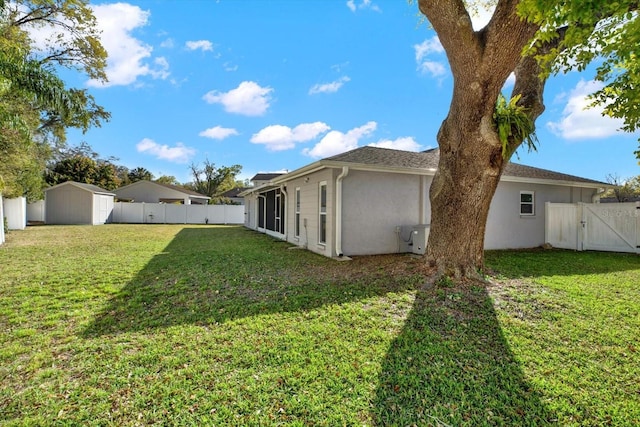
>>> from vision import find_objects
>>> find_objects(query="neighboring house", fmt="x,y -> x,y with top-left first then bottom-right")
241,146 -> 610,259
219,187 -> 248,205
113,180 -> 210,205
45,181 -> 115,225
250,173 -> 286,187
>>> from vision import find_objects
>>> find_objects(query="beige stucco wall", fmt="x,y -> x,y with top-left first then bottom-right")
244,166 -> 600,258
341,170 -> 431,256
485,181 -> 597,249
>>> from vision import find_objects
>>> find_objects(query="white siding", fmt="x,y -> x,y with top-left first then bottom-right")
46,185 -> 93,224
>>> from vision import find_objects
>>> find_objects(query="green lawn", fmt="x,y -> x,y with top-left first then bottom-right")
0,225 -> 638,426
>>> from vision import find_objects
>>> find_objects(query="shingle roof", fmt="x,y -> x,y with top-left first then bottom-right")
251,173 -> 286,181
326,146 -> 608,186
150,181 -> 210,198
220,187 -> 248,198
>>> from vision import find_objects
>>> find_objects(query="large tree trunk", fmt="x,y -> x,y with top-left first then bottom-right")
418,0 -> 545,278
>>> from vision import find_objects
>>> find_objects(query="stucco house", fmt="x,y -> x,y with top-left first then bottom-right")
113,180 -> 210,205
45,181 -> 115,225
241,146 -> 610,258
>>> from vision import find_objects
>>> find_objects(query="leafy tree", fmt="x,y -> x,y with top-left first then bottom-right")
46,155 -> 118,190
415,0 -> 640,279
0,0 -> 109,199
128,167 -> 154,183
155,175 -> 180,186
187,160 -> 242,204
604,174 -> 640,202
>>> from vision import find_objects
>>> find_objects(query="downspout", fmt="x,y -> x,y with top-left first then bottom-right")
257,194 -> 266,231
592,188 -> 606,203
279,185 -> 287,238
335,166 -> 349,257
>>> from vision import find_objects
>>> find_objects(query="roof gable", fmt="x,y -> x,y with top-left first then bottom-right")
115,180 -> 210,199
45,181 -> 115,195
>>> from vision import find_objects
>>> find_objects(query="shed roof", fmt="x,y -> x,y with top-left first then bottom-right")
45,181 -> 115,196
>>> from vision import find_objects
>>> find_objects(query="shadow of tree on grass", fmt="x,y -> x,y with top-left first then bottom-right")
82,227 -> 423,337
374,281 -> 557,426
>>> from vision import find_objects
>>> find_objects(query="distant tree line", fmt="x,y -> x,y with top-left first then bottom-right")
45,142 -> 245,205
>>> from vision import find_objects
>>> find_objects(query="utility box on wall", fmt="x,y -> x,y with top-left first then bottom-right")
397,224 -> 430,255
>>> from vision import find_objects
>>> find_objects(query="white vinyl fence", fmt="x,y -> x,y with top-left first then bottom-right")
546,202 -> 640,254
112,202 -> 244,225
0,194 -> 4,245
27,200 -> 45,223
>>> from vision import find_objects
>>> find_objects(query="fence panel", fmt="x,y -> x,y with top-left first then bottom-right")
165,204 -> 187,224
27,200 -> 45,223
545,202 -> 580,250
546,202 -> 640,253
582,203 -> 639,253
111,203 -> 245,224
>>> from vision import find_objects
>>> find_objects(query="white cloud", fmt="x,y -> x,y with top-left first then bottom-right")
346,0 -> 381,12
251,122 -> 330,151
547,80 -> 624,139
186,40 -> 213,52
309,76 -> 351,95
223,62 -> 238,72
88,3 -> 170,87
369,137 -> 422,151
150,57 -> 170,80
160,38 -> 175,48
303,121 -> 377,158
136,138 -> 196,163
199,126 -> 239,140
470,4 -> 495,30
203,81 -> 273,116
414,37 -> 447,77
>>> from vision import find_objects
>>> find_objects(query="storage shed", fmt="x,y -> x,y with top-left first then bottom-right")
45,181 -> 115,225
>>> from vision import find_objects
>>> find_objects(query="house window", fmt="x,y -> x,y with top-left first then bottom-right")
319,182 -> 327,244
520,191 -> 535,215
294,187 -> 301,238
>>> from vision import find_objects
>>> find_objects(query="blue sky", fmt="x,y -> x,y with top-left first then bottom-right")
52,0 -> 640,184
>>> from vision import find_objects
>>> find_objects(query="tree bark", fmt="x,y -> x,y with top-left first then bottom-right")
418,0 -> 544,278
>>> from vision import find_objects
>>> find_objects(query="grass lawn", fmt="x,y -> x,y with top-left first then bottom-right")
0,225 -> 638,426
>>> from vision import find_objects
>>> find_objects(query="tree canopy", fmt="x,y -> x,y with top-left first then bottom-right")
187,160 -> 242,204
0,0 -> 109,199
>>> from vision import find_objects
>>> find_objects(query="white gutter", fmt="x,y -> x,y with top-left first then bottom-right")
335,166 -> 349,257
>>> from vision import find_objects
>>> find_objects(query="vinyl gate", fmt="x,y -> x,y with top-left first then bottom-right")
545,202 -> 640,253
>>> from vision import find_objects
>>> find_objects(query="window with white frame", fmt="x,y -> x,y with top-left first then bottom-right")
319,182 -> 327,244
294,187 -> 301,238
520,191 -> 535,215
